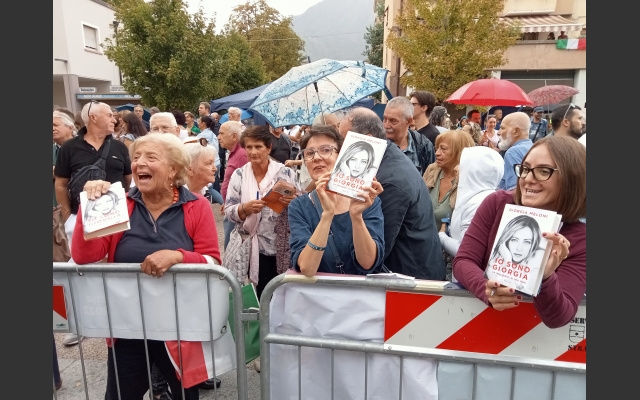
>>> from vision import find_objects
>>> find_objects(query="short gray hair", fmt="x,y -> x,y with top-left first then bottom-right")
221,121 -> 243,138
347,107 -> 386,139
150,112 -> 178,127
129,133 -> 191,187
81,101 -> 109,125
53,110 -> 77,135
386,97 -> 414,121
429,106 -> 448,127
228,107 -> 242,118
185,142 -> 217,166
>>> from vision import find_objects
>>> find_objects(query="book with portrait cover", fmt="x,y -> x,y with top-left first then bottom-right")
79,181 -> 130,240
262,178 -> 297,214
326,130 -> 387,201
485,204 -> 563,296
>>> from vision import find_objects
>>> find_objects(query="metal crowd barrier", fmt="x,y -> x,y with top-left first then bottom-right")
259,273 -> 586,400
53,262 -> 255,400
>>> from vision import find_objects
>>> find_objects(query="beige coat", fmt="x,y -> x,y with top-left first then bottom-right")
422,163 -> 457,209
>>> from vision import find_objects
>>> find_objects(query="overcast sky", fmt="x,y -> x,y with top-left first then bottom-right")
184,0 -> 323,32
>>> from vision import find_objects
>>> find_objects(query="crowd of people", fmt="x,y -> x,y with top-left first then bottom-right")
52,91 -> 586,398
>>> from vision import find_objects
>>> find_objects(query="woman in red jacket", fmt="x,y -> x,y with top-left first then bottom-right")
453,136 -> 586,328
73,133 -> 221,399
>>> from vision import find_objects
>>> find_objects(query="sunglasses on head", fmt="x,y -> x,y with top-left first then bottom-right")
87,100 -> 99,117
184,138 -> 208,147
562,103 -> 577,121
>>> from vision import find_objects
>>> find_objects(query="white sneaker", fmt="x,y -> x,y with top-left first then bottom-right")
63,333 -> 80,346
253,358 -> 260,372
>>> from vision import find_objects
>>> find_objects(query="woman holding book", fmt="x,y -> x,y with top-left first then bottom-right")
453,136 -> 586,328
224,125 -> 299,299
72,133 -> 222,399
288,125 -> 385,277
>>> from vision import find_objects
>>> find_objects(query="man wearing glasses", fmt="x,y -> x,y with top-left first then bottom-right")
550,103 -> 585,140
496,112 -> 533,191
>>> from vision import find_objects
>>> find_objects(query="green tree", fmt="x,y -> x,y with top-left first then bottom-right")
363,0 -> 385,67
103,0 -> 265,111
225,0 -> 305,82
386,0 -> 520,104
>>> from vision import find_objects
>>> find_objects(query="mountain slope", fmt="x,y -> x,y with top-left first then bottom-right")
292,0 -> 376,62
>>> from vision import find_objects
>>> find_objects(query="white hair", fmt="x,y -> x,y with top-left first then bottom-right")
150,112 -> 178,127
53,110 -> 77,135
221,121 -> 243,139
185,142 -> 217,166
386,97 -> 414,121
81,101 -> 109,125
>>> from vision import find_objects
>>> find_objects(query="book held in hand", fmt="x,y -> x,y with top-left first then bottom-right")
262,178 -> 297,213
80,181 -> 130,240
485,205 -> 563,296
326,130 -> 387,201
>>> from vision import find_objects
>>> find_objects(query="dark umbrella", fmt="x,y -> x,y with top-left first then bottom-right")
115,103 -> 151,121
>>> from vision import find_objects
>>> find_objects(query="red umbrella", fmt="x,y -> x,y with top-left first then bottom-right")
527,85 -> 579,106
446,79 -> 532,107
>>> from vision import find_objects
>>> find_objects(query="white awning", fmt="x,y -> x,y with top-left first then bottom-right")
500,15 -> 584,33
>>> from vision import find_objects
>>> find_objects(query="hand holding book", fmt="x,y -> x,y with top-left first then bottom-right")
348,178 -> 383,217
541,232 -> 572,280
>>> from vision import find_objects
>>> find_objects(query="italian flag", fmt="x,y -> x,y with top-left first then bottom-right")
556,39 -> 586,50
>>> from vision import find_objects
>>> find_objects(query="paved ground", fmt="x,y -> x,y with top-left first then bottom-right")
53,204 -> 263,399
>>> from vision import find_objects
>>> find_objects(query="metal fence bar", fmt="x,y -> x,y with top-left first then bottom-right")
136,273 -> 154,400
172,272 -> 187,400
259,274 -> 587,400
53,262 -> 249,400
101,271 -> 122,400
67,270 -> 91,400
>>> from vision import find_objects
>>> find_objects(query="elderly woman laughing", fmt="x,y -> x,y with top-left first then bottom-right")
72,133 -> 221,399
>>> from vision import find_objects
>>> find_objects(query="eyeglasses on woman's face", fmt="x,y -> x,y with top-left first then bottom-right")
302,145 -> 338,161
514,164 -> 558,181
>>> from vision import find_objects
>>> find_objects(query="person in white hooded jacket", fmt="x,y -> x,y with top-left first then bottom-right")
439,146 -> 504,281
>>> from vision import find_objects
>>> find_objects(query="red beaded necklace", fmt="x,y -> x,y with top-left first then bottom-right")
172,186 -> 179,204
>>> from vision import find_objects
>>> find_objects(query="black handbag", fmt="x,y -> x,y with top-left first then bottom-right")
67,140 -> 111,214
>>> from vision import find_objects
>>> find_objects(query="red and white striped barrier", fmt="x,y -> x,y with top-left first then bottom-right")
53,285 -> 69,331
384,291 -> 586,364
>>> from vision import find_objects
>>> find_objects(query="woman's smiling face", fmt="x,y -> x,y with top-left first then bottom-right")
131,143 -> 175,196
304,135 -> 338,181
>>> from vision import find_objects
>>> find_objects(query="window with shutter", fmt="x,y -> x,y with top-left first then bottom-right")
82,24 -> 99,51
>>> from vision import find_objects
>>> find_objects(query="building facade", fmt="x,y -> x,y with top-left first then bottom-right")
382,0 -> 586,110
53,0 -> 139,113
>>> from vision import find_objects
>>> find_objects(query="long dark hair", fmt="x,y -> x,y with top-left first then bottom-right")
122,113 -> 148,140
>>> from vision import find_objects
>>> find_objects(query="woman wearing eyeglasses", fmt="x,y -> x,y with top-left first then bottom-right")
288,125 -> 385,277
453,136 -> 586,328
224,125 -> 299,299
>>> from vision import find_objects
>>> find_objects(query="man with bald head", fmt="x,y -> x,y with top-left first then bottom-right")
339,107 -> 446,280
496,111 -> 533,190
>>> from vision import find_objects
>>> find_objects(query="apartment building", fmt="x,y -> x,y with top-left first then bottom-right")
53,0 -> 138,113
382,0 -> 586,109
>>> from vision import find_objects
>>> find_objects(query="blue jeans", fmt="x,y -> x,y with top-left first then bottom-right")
207,184 -> 224,205
223,217 -> 235,249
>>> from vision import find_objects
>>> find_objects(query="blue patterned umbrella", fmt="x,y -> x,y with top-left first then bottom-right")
249,59 -> 388,128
